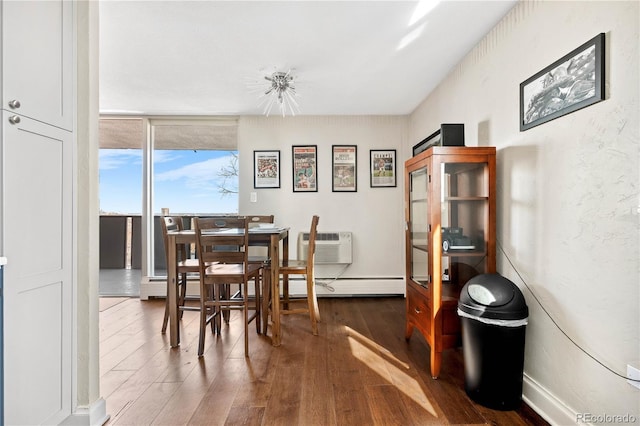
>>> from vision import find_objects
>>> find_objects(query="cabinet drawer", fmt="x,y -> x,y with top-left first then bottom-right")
407,286 -> 432,333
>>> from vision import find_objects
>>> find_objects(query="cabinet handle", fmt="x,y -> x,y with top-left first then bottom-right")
414,307 -> 421,314
8,115 -> 21,125
8,100 -> 21,109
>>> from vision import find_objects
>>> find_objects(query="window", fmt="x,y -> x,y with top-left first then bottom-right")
99,117 -> 239,281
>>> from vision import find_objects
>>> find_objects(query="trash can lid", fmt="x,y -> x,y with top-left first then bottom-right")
458,273 -> 528,320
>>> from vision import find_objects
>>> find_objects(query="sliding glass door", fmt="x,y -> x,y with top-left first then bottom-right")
99,117 -> 239,294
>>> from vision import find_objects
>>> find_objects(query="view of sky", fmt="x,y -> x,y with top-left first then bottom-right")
99,149 -> 239,215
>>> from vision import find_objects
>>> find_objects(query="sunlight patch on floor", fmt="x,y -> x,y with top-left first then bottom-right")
345,326 -> 438,417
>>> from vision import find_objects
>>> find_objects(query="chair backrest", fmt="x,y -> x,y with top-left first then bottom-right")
305,215 -> 320,271
246,215 -> 275,252
194,216 -> 249,269
247,215 -> 275,227
161,216 -> 188,262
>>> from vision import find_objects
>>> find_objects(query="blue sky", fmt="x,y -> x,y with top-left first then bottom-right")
99,149 -> 238,214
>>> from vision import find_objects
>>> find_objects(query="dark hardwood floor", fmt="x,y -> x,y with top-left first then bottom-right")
100,296 -> 548,426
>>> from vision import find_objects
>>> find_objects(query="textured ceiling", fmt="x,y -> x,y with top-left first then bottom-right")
99,0 -> 517,117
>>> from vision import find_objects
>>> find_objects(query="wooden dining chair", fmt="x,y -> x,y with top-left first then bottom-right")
263,215 -> 320,337
194,216 -> 262,357
160,216 -> 201,334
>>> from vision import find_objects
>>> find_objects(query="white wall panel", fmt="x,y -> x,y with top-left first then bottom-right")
238,115 -> 408,295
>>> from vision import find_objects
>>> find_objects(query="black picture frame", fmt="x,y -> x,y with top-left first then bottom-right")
520,33 -> 605,131
253,150 -> 280,188
292,145 -> 317,192
370,149 -> 396,188
332,145 -> 357,192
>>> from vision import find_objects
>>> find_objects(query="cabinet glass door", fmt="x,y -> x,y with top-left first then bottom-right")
409,166 -> 429,287
440,161 -> 489,287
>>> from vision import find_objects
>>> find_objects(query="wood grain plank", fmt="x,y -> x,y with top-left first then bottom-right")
111,382 -> 182,425
100,296 -> 549,426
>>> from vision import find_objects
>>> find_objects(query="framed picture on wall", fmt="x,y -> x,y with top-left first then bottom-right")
520,33 -> 605,131
292,145 -> 317,192
370,149 -> 396,188
332,145 -> 357,192
253,150 -> 281,188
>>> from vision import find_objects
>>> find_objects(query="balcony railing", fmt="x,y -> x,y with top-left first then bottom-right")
100,214 -> 168,272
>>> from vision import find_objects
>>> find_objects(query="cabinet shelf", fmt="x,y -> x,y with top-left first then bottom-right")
404,146 -> 496,379
411,244 -> 428,252
443,249 -> 486,257
444,196 -> 488,201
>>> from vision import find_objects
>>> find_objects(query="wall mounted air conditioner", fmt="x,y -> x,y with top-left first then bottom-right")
298,232 -> 352,264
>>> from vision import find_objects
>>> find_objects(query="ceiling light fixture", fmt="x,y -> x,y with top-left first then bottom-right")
257,70 -> 299,117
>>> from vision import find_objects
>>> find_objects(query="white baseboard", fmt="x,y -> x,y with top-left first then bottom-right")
140,276 -> 405,300
307,277 -> 405,296
523,373 -> 577,425
60,398 -> 110,426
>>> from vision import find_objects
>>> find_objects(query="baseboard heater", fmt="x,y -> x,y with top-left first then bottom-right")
140,276 -> 405,299
288,276 -> 405,297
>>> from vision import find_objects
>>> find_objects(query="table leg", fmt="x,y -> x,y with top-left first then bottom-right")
282,234 -> 289,310
168,235 -> 180,347
270,233 -> 281,346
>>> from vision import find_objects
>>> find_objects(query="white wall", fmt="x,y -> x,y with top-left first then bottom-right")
409,1 -> 639,423
74,0 -> 107,424
238,115 -> 408,295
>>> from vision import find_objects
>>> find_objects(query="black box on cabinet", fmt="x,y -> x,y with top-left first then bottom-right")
413,124 -> 465,156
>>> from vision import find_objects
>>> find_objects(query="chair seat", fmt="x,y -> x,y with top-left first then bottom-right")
205,263 -> 262,276
177,258 -> 201,271
278,259 -> 307,271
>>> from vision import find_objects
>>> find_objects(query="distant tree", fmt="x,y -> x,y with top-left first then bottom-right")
217,151 -> 238,195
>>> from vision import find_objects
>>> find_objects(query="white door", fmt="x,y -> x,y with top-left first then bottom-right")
1,0 -> 73,131
2,112 -> 72,425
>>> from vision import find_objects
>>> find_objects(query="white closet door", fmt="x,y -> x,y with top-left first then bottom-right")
1,0 -> 73,131
2,112 -> 72,425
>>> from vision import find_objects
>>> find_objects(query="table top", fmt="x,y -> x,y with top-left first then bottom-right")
168,227 -> 289,236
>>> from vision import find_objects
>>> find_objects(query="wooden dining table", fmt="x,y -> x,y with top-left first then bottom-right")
165,226 -> 289,347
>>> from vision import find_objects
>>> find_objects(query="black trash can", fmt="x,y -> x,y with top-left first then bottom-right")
458,273 -> 528,410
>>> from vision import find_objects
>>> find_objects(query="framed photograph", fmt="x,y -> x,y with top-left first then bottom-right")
292,145 -> 317,192
332,145 -> 357,192
370,149 -> 396,188
520,33 -> 605,131
253,150 -> 280,188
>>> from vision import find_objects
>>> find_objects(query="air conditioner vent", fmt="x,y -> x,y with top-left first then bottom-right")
302,232 -> 340,242
298,232 -> 352,264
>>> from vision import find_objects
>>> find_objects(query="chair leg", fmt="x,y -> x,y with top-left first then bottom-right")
222,284 -> 231,324
243,287 -> 249,357
283,273 -> 290,310
306,275 -> 319,335
214,285 -> 222,335
179,272 -> 188,320
161,296 -> 170,334
254,275 -> 261,335
198,294 -> 207,357
162,274 -> 179,334
208,285 -> 216,335
262,269 -> 271,334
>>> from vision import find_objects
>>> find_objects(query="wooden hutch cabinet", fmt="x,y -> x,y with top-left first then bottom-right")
404,146 -> 496,378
